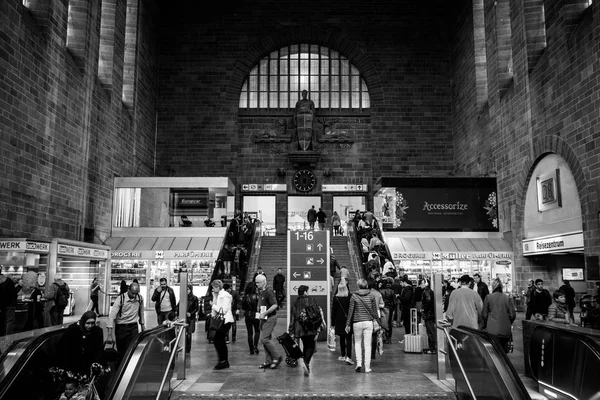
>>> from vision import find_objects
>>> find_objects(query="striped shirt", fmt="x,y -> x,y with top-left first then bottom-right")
347,290 -> 378,326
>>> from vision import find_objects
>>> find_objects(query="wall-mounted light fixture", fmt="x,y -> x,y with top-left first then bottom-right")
277,168 -> 286,177
323,168 -> 332,177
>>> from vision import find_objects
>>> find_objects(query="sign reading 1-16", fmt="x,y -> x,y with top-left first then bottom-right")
287,230 -> 330,341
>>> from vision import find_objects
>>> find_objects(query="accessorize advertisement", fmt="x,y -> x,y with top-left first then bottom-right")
376,177 -> 498,231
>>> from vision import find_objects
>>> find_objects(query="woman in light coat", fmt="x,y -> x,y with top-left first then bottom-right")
210,279 -> 234,369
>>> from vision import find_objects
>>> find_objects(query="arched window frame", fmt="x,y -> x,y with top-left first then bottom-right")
239,44 -> 370,116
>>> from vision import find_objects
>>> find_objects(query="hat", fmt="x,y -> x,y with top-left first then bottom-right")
223,283 -> 231,290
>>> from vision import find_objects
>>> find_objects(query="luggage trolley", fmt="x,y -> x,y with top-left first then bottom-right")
277,332 -> 303,367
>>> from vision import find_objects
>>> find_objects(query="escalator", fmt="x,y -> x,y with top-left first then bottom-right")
0,324 -> 176,400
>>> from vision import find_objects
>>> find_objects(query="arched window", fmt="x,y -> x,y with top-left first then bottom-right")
239,44 -> 370,111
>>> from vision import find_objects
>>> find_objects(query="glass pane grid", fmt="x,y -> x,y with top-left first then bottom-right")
239,44 -> 369,110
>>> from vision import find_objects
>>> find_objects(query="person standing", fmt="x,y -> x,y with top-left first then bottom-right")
255,274 -> 282,369
346,278 -> 378,373
332,281 -> 353,365
151,278 -> 177,325
289,285 -> 324,376
548,290 -> 577,326
210,280 -> 234,369
241,284 -> 260,355
223,283 -> 239,343
107,282 -> 145,355
473,273 -> 490,303
530,279 -> 552,320
45,273 -> 70,326
307,205 -> 317,230
420,279 -> 437,354
446,275 -> 483,330
330,253 -> 340,278
316,207 -> 327,231
524,279 -> 535,320
558,279 -> 576,316
379,278 -> 396,344
398,277 -> 415,340
482,279 -> 515,352
273,268 -> 286,309
89,277 -> 104,316
331,211 -> 342,236
57,311 -> 104,374
178,284 -> 199,353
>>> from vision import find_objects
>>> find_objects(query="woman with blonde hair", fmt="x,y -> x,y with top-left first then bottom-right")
482,278 -> 516,352
332,280 -> 353,365
210,279 -> 234,369
345,278 -> 379,373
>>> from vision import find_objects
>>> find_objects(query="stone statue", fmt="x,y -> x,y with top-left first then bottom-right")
294,90 -> 315,150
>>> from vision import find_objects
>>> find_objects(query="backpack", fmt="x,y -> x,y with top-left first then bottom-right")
117,293 -> 143,321
54,283 -> 70,308
299,302 -> 322,331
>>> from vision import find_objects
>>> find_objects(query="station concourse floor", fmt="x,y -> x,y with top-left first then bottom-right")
68,311 -> 533,399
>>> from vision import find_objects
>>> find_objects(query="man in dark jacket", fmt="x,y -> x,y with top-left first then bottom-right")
379,278 -> 397,343
530,279 -> 552,320
399,277 -> 415,339
525,279 -> 535,320
273,268 -> 286,308
151,278 -> 177,325
559,279 -> 576,316
473,273 -> 490,303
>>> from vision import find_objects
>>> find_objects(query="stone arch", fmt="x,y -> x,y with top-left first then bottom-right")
515,135 -> 590,230
225,27 -> 383,108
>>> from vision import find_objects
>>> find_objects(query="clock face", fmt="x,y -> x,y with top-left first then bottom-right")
293,169 -> 317,192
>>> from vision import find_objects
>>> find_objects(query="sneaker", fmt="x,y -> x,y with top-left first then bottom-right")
355,366 -> 361,373
344,357 -> 354,365
365,367 -> 372,373
337,356 -> 346,361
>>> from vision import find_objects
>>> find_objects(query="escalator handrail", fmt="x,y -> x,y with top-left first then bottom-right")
104,324 -> 173,400
0,326 -> 68,396
451,325 -> 532,400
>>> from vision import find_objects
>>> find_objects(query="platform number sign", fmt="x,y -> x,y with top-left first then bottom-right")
287,230 -> 330,340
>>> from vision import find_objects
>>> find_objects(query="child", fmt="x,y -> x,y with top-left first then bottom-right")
59,380 -> 87,400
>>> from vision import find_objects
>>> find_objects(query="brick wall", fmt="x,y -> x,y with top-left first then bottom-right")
451,0 -> 600,293
0,0 -> 159,242
156,0 -> 455,196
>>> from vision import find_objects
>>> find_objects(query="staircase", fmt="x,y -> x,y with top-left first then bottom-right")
330,235 -> 359,292
253,235 -> 288,318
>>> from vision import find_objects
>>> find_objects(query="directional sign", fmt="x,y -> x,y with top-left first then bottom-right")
287,230 -> 330,341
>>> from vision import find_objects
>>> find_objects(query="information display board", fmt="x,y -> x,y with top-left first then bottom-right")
287,230 -> 330,341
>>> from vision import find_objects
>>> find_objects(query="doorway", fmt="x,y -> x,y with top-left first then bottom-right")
333,196 -> 366,234
243,196 -> 276,236
288,196 -> 321,231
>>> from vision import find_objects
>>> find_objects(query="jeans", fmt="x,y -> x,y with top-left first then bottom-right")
259,316 -> 279,363
424,318 -> 436,349
301,335 -> 316,366
353,320 -> 373,369
115,323 -> 139,355
245,317 -> 260,351
213,322 -> 232,363
91,296 -> 100,315
339,333 -> 353,358
50,306 -> 65,326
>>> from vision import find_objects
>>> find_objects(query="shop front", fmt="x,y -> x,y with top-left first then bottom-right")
521,154 -> 587,295
0,239 -> 50,283
376,177 -> 513,293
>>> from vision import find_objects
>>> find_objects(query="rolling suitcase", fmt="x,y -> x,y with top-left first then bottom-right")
404,308 -> 422,353
277,332 -> 303,367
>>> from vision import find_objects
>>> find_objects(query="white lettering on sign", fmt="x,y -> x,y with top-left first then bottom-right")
393,253 -> 426,259
422,201 -> 469,211
112,252 -> 142,258
173,251 -> 215,258
0,241 -> 22,249
181,199 -> 204,204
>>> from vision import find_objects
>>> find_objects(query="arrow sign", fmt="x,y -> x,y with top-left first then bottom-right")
317,243 -> 323,251
293,271 -> 300,278
317,258 -> 325,264
293,286 -> 298,292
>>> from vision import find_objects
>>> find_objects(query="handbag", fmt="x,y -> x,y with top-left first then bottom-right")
209,308 -> 225,332
357,296 -> 381,332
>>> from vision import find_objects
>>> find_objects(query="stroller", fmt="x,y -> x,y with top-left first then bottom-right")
276,332 -> 303,367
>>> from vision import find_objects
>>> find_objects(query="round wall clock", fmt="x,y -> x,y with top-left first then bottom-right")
293,169 -> 317,192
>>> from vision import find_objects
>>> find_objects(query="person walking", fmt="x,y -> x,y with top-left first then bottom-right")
210,280 -> 234,369
45,273 -> 70,326
178,284 -> 199,353
346,278 -> 379,373
307,205 -> 317,230
57,311 -> 104,374
473,273 -> 490,303
332,281 -> 353,365
223,283 -> 239,343
316,207 -> 327,231
151,278 -> 177,325
420,279 -> 437,354
241,284 -> 260,355
289,285 -> 324,376
482,278 -> 515,352
446,275 -> 483,329
107,282 -> 145,355
530,279 -> 552,320
273,268 -> 286,309
332,211 -> 342,236
89,277 -> 104,316
379,278 -> 396,344
255,274 -> 283,369
398,277 -> 415,340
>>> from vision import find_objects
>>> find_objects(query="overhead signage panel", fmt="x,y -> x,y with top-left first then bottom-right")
241,183 -> 287,192
522,231 -> 583,256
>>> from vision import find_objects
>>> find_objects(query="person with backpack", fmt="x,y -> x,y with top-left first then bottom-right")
106,282 -> 145,355
151,278 -> 177,325
45,273 -> 71,326
288,285 -> 324,376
